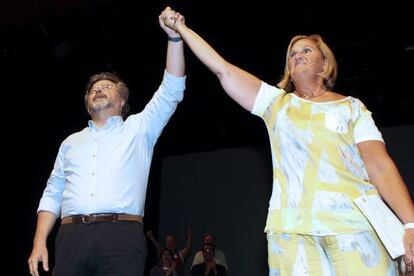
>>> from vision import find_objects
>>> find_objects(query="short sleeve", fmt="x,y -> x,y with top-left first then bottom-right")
251,81 -> 284,117
352,99 -> 384,144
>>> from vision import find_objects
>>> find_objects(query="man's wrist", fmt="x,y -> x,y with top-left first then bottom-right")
168,36 -> 182,42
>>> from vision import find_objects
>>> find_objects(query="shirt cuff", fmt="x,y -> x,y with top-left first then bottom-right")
37,198 -> 61,217
163,70 -> 186,91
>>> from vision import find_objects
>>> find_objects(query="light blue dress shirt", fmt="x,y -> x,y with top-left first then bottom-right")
38,71 -> 185,218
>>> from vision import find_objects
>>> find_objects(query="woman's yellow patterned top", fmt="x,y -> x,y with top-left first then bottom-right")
252,82 -> 384,235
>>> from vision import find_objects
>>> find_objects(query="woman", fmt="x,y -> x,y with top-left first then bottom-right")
150,248 -> 182,276
160,6 -> 414,276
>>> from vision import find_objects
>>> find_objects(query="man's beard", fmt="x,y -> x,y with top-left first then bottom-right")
89,97 -> 114,113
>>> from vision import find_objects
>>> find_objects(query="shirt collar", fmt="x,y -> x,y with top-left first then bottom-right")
88,116 -> 124,131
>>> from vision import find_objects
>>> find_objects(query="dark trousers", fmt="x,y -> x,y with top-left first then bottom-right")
54,221 -> 147,276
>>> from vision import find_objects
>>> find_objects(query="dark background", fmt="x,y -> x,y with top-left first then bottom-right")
2,0 -> 413,275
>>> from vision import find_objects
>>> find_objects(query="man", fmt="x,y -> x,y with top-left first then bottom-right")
191,243 -> 227,276
192,233 -> 228,274
28,7 -> 184,276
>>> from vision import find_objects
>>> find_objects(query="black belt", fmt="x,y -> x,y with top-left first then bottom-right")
61,213 -> 142,225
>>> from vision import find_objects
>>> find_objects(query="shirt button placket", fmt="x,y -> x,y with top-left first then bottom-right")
91,135 -> 99,199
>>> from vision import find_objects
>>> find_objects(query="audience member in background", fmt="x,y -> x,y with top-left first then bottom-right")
147,229 -> 192,273
150,247 -> 183,276
192,233 -> 228,274
191,243 -> 226,276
